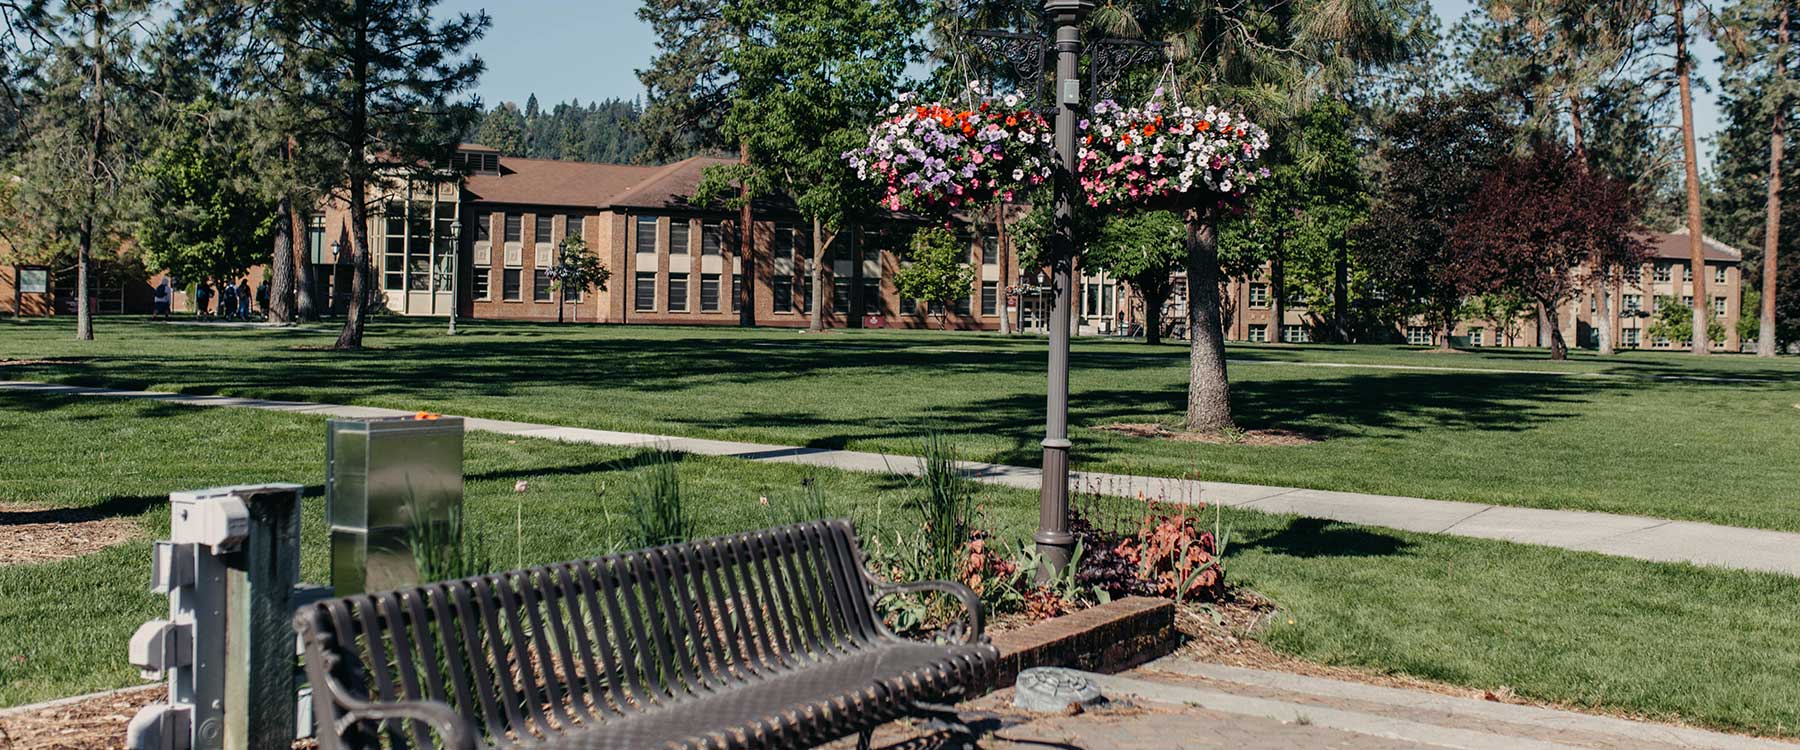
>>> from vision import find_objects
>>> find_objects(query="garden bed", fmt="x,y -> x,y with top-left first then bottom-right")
0,503 -> 140,565
1095,422 -> 1319,446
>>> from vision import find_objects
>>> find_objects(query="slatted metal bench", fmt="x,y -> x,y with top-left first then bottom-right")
295,519 -> 998,750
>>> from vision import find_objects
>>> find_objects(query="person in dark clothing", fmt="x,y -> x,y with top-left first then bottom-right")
237,278 -> 252,319
219,280 -> 238,321
195,280 -> 212,320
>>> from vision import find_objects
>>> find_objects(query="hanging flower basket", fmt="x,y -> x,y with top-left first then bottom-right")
845,90 -> 1053,216
1076,96 -> 1270,211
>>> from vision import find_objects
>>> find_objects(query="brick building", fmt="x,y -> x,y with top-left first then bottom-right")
1216,228 -> 1746,351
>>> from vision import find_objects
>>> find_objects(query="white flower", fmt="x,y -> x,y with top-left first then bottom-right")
1018,132 -> 1035,144
1012,168 -> 1025,180
1003,93 -> 1020,108
1100,124 -> 1114,137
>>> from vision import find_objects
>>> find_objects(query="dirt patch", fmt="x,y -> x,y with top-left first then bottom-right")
0,359 -> 82,368
0,504 -> 141,565
1095,423 -> 1319,446
0,686 -> 160,750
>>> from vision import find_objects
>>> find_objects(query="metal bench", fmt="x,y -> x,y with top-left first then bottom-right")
295,519 -> 998,750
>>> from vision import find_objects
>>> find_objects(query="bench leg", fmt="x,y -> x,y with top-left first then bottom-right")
856,728 -> 874,750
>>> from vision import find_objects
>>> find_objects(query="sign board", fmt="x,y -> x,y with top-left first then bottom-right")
18,268 -> 48,294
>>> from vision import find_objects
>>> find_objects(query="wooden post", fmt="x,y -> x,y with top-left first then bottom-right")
222,484 -> 303,750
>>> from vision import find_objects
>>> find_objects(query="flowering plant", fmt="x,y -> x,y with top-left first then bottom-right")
1077,96 -> 1270,209
845,89 -> 1052,216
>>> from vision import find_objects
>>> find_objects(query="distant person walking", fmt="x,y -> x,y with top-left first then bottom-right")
237,278 -> 251,320
255,281 -> 269,317
219,280 -> 238,321
195,280 -> 212,320
151,277 -> 172,321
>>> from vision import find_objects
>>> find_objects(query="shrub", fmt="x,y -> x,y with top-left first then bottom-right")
623,449 -> 693,548
1114,502 -> 1227,604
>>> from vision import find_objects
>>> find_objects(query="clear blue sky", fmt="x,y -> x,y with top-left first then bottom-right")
443,0 -> 1724,166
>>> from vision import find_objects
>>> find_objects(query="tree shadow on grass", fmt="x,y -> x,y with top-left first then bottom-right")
1235,517 -> 1413,559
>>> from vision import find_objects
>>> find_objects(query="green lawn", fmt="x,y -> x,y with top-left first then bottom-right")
2,317 -> 1798,532
4,392 -> 1800,738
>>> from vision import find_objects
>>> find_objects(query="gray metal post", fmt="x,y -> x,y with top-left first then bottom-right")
222,485 -> 302,750
1035,0 -> 1093,579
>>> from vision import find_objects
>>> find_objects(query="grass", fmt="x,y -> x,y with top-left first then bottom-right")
4,393 -> 1800,738
4,317 -> 1797,531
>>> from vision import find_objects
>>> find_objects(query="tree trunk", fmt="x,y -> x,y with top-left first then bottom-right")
1762,3 -> 1788,358
996,204 -> 1011,336
1567,90 -> 1589,169
76,225 -> 93,340
295,199 -> 318,321
1184,210 -> 1233,433
1545,299 -> 1568,360
1271,245 -> 1286,344
268,196 -> 297,324
1675,0 -> 1711,355
1143,282 -> 1164,345
737,142 -> 757,327
335,0 -> 370,350
1596,274 -> 1615,355
1439,312 -> 1455,351
809,216 -> 827,332
1332,240 -> 1349,342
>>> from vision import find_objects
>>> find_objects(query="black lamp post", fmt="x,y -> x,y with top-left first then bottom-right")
972,1 -> 1165,578
330,240 -> 344,317
448,222 -> 461,335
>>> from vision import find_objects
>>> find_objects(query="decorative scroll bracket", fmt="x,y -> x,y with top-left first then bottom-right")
1087,38 -> 1169,104
968,29 -> 1050,112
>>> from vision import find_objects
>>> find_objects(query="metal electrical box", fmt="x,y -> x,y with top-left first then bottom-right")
326,416 -> 464,595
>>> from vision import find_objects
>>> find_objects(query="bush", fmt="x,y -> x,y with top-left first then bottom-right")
622,449 -> 693,548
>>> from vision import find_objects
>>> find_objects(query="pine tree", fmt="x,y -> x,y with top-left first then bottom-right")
1716,0 -> 1795,356
475,102 -> 526,155
10,0 -> 153,340
270,0 -> 487,350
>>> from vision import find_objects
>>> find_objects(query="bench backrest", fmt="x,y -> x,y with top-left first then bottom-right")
296,519 -> 888,747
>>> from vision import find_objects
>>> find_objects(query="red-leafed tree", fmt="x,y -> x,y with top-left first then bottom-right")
1454,143 -> 1648,360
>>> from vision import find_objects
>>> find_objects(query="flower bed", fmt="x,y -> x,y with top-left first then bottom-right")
1076,97 -> 1270,210
844,91 -> 1052,216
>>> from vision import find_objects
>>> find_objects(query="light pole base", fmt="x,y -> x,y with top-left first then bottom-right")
1035,439 -> 1074,582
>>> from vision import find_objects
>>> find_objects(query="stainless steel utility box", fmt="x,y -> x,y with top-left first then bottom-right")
326,416 -> 464,595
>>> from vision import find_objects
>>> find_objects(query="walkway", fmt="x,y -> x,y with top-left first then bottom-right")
11,379 -> 1800,578
903,657 -> 1800,750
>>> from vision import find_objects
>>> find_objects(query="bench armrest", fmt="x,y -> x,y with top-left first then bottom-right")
311,669 -> 479,750
871,579 -> 986,645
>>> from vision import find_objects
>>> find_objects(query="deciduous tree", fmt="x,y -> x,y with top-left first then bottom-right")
895,226 -> 977,329
1088,210 -> 1184,344
136,100 -> 273,287
1453,143 -> 1648,360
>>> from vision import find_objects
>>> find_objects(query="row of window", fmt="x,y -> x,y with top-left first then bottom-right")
472,269 -> 579,303
633,272 -> 742,314
1651,263 -> 1729,284
471,212 -> 586,245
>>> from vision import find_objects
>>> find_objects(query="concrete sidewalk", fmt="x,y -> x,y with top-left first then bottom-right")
10,379 -> 1800,578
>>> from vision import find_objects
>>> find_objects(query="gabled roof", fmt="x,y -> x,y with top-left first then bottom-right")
461,155 -> 662,209
1640,228 -> 1743,264
606,156 -> 739,210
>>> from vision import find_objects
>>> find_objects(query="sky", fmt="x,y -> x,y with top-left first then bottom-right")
442,0 -> 1727,166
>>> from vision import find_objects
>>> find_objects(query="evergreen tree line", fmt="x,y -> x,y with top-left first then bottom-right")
471,95 -> 650,164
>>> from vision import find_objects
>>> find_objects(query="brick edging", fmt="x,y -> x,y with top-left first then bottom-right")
988,596 -> 1176,687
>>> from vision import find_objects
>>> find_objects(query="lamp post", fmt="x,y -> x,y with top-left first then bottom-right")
330,240 -> 344,317
448,223 -> 460,335
973,1 -> 1165,577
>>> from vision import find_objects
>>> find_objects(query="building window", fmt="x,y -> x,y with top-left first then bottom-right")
1248,324 -> 1268,343
1654,264 -> 1672,283
1083,282 -> 1101,317
702,222 -> 722,257
1283,324 -> 1311,344
670,221 -> 690,255
473,269 -> 491,300
635,216 -> 657,254
732,274 -> 742,312
532,215 -> 551,244
834,278 -> 851,312
502,269 -> 522,300
533,269 -> 551,302
634,272 -> 656,311
473,212 -> 491,242
668,272 -> 689,311
773,276 -> 793,312
700,273 -> 721,312
861,279 -> 882,315
1247,283 -> 1269,309
955,295 -> 971,316
902,297 -> 917,315
504,213 -> 522,243
981,235 -> 998,264
307,213 -> 327,263
1623,294 -> 1642,312
1624,328 -> 1641,347
775,224 -> 796,264
801,276 -> 814,312
981,281 -> 998,316
1683,264 -> 1694,281
1714,296 -> 1727,316
1406,325 -> 1432,346
1682,295 -> 1694,308
1468,327 -> 1485,346
565,215 -> 583,240
1714,266 -> 1727,285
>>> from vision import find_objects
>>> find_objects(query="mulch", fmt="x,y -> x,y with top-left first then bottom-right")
0,686 -> 160,750
0,504 -> 140,566
1094,423 -> 1319,446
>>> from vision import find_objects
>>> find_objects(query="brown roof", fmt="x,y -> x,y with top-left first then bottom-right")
605,156 -> 739,210
1640,229 -> 1742,264
462,156 -> 662,209
457,142 -> 499,153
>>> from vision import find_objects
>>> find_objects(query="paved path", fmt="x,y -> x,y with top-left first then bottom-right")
11,379 -> 1800,578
